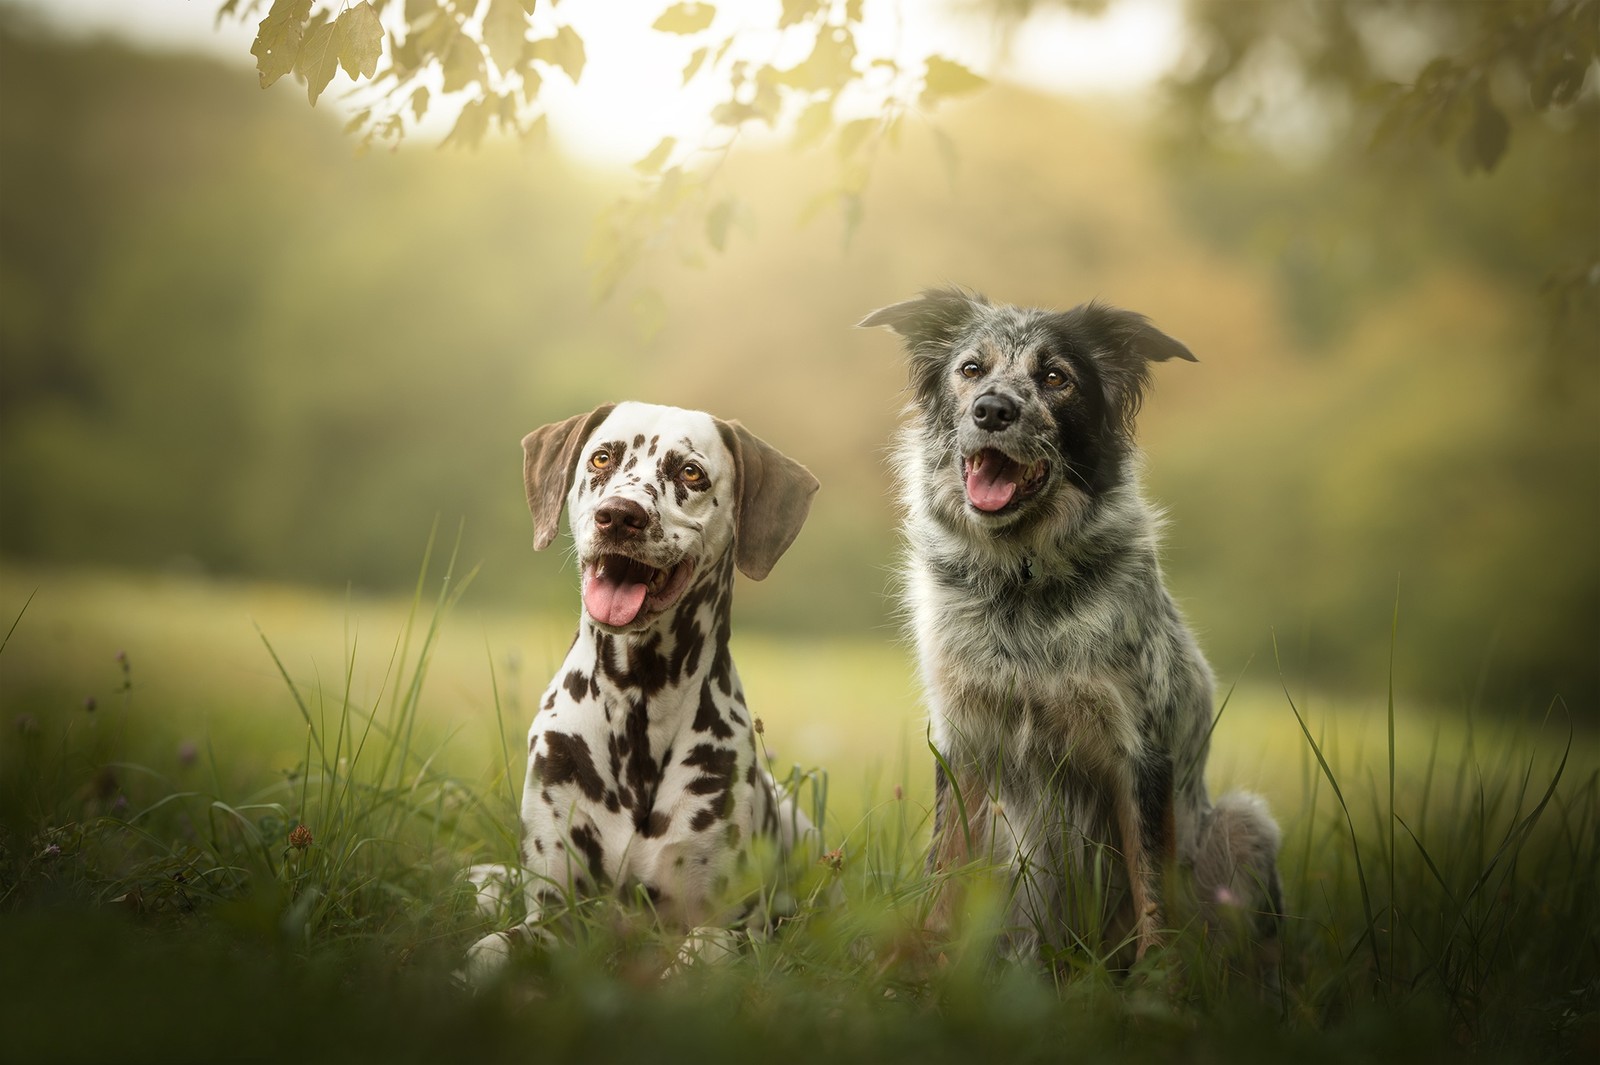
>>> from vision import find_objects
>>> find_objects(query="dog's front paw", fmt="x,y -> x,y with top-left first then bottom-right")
456,930 -> 515,990
661,926 -> 740,978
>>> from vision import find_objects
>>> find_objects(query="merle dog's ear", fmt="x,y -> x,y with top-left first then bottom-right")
1075,303 -> 1195,435
715,420 -> 820,581
521,403 -> 617,550
857,286 -> 987,348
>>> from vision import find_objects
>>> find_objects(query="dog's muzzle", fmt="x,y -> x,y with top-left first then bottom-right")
582,495 -> 695,629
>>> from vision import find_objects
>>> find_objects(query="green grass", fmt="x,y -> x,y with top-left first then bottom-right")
1,560 -> 1596,1063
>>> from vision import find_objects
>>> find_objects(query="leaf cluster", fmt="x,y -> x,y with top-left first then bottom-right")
219,1 -> 989,296
1363,0 -> 1598,175
588,1 -> 988,299
236,0 -> 384,106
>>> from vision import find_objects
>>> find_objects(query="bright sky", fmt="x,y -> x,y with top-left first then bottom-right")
23,0 -> 1187,164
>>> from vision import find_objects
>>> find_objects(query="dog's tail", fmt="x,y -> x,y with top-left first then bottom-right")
1192,790 -> 1284,937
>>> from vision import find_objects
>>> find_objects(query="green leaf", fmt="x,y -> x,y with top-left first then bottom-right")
441,96 -> 490,150
1458,89 -> 1509,173
251,0 -> 311,89
521,112 -> 550,149
442,31 -> 486,93
295,16 -> 339,106
683,45 -> 709,85
410,85 -> 431,122
335,2 -> 383,80
482,0 -> 528,77
529,25 -> 586,82
710,100 -> 758,127
517,65 -> 543,105
1531,55 -> 1589,110
635,136 -> 677,175
653,3 -> 716,35
773,26 -> 856,93
778,0 -> 822,28
792,98 -> 832,150
920,55 -> 986,108
706,195 -> 738,251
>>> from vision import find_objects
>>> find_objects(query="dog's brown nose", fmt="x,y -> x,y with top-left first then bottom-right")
594,497 -> 649,535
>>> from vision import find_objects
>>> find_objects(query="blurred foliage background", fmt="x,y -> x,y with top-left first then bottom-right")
0,0 -> 1595,715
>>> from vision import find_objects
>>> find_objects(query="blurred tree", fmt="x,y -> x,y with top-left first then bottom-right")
220,0 -> 1597,327
218,0 -> 989,295
4,18 -> 1595,706
1018,0 -> 1599,360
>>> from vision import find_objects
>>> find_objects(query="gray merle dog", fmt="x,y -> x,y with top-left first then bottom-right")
463,401 -> 820,984
860,288 -> 1283,967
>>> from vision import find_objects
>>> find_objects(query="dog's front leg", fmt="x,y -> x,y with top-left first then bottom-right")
1119,750 -> 1176,961
925,760 -> 992,937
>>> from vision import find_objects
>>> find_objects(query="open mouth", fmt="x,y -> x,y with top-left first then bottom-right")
962,448 -> 1049,513
582,553 -> 695,629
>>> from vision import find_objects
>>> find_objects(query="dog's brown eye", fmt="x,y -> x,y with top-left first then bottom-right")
681,462 -> 704,483
1042,369 -> 1069,390
959,361 -> 983,380
590,448 -> 612,470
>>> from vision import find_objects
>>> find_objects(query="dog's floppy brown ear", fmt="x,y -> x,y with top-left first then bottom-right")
522,404 -> 616,550
715,420 -> 820,581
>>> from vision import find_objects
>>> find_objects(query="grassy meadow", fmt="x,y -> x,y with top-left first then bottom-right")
1,14 -> 1595,1062
2,559 -> 1595,1063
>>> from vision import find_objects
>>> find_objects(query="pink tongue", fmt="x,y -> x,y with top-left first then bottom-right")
583,566 -> 649,627
966,457 -> 1018,512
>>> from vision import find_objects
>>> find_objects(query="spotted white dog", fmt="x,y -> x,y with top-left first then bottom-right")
463,402 -> 820,983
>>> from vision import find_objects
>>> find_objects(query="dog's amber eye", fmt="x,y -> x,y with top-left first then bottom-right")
681,462 -> 704,484
590,448 -> 612,470
1042,369 -> 1069,390
959,361 -> 983,380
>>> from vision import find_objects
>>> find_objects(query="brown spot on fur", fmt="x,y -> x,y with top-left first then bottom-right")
570,823 -> 607,886
534,732 -> 606,803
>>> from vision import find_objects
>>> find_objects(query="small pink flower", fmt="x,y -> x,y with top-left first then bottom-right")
1214,885 -> 1240,908
288,824 -> 313,850
893,784 -> 904,801
177,741 -> 198,767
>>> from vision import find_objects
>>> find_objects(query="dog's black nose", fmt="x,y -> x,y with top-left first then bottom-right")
594,498 -> 649,534
972,392 -> 1019,432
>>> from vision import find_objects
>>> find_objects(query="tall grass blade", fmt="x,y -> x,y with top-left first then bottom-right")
1386,579 -> 1398,987
1273,629 -> 1383,988
0,586 -> 36,655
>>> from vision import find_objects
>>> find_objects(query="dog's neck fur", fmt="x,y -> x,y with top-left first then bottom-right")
567,552 -> 741,738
